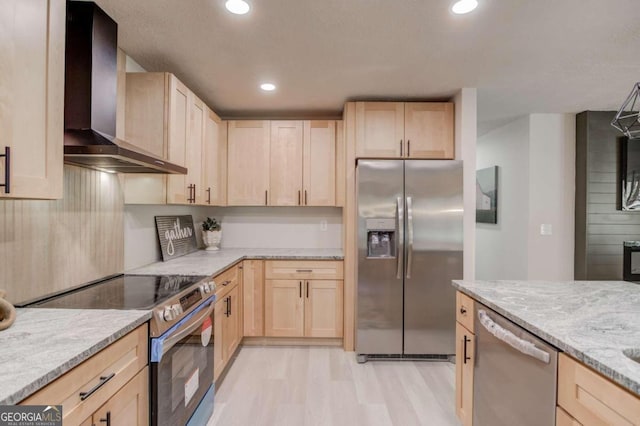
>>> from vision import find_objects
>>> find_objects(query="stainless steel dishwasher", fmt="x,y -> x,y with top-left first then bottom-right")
473,303 -> 558,426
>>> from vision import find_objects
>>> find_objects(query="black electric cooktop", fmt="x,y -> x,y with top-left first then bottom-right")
30,275 -> 207,310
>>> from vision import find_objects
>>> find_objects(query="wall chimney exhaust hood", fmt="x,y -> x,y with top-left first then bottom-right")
64,1 -> 186,175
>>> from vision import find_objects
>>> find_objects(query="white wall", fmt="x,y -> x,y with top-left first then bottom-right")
124,205 -> 343,270
476,117 -> 530,280
527,114 -> 575,280
454,88 -> 478,280
476,113 -> 575,280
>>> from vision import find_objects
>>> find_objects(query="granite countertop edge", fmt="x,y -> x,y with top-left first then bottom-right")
128,248 -> 344,276
0,311 -> 152,405
452,280 -> 640,396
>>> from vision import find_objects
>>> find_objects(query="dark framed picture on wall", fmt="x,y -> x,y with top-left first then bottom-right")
476,166 -> 498,224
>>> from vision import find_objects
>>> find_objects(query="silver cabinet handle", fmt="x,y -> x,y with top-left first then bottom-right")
406,196 -> 414,279
396,197 -> 404,280
0,147 -> 10,194
478,310 -> 550,364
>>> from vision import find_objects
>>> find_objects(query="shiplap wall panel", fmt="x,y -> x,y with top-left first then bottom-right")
0,165 -> 124,304
575,111 -> 640,280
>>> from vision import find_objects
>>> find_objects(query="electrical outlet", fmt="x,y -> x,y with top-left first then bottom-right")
320,220 -> 328,231
540,224 -> 553,236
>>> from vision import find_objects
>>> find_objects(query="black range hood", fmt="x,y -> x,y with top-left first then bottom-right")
64,1 -> 186,175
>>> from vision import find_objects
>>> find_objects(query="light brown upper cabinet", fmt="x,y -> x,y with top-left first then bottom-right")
227,121 -> 271,206
167,91 -> 205,204
203,108 -> 227,205
0,0 -> 65,199
355,102 -> 454,159
124,73 -> 226,205
304,121 -> 336,206
270,121 -> 304,206
227,120 -> 339,207
355,102 -> 405,158
404,103 -> 454,159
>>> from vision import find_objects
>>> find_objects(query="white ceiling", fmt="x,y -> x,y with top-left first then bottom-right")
95,0 -> 640,135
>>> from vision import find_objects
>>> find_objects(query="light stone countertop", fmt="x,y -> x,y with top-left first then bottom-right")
453,280 -> 640,396
0,308 -> 151,405
127,248 -> 344,276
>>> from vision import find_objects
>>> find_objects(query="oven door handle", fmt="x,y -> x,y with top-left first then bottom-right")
151,296 -> 216,362
478,309 -> 550,364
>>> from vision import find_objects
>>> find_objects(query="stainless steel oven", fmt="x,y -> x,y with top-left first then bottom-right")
150,294 -> 216,426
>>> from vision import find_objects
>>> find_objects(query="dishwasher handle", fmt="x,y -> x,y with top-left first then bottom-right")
478,309 -> 550,364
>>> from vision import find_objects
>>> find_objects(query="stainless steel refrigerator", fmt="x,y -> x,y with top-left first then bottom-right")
356,159 -> 463,361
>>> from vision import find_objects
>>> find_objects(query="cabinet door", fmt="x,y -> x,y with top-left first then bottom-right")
165,75 -> 190,203
214,297 -> 225,381
0,0 -> 64,199
304,280 -> 343,338
303,121 -> 336,206
243,260 -> 264,337
270,121 -> 303,206
227,121 -> 271,205
355,102 -> 404,158
265,280 -> 304,337
455,323 -> 474,426
404,102 -> 454,159
223,286 -> 241,360
93,367 -> 149,426
556,407 -> 582,426
203,111 -> 227,205
124,72 -> 168,159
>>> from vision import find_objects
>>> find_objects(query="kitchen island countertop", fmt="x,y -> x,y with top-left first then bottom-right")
453,279 -> 640,397
0,308 -> 151,405
127,247 -> 344,276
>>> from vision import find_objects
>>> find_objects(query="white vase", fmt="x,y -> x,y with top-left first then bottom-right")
202,230 -> 222,251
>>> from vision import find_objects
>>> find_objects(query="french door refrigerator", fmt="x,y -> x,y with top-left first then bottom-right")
356,159 -> 463,362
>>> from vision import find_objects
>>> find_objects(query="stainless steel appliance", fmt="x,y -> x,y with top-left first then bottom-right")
356,160 -> 463,361
26,274 -> 218,425
64,1 -> 186,174
474,303 -> 558,425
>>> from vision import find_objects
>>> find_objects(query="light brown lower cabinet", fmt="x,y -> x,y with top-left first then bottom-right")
558,353 -> 640,425
242,260 -> 265,337
88,367 -> 149,426
455,322 -> 474,426
556,407 -> 582,426
214,279 -> 242,381
21,324 -> 148,426
265,279 -> 343,338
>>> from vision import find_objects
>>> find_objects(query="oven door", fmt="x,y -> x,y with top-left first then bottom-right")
150,295 -> 216,426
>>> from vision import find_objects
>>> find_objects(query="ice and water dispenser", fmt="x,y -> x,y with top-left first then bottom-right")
366,218 -> 396,258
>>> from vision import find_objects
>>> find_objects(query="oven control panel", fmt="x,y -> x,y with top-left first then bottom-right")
179,288 -> 203,312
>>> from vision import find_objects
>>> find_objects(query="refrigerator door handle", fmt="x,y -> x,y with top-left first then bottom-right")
406,196 -> 414,279
396,196 -> 404,280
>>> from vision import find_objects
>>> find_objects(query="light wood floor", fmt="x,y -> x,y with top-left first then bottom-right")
208,346 -> 460,426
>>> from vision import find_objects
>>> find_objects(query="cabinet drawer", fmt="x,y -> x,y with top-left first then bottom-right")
557,407 -> 582,426
265,261 -> 343,280
558,353 -> 640,425
214,264 -> 240,300
456,292 -> 475,331
22,324 -> 148,426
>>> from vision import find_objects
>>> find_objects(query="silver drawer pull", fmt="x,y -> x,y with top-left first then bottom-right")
79,373 -> 115,400
478,310 -> 550,364
296,269 -> 313,273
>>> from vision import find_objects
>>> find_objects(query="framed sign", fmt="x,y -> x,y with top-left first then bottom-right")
155,215 -> 198,261
476,166 -> 498,224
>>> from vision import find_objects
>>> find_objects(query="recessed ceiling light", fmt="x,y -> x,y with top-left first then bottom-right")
452,0 -> 478,14
225,0 -> 250,15
260,83 -> 276,92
